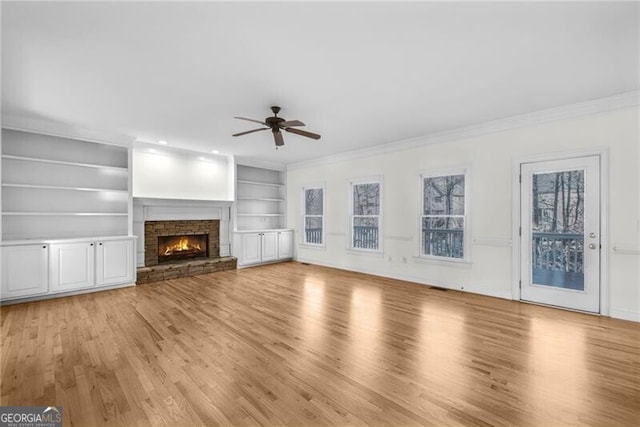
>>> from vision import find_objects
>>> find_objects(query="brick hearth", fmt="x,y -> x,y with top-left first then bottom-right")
136,257 -> 237,284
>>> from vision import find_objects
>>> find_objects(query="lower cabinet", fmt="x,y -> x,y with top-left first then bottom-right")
235,230 -> 293,267
96,239 -> 135,287
50,241 -> 96,293
1,237 -> 136,302
1,244 -> 49,299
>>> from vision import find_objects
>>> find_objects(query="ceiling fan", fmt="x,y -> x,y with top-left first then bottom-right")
233,106 -> 321,147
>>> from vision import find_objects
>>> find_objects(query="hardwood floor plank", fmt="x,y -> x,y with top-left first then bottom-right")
2,261 -> 639,425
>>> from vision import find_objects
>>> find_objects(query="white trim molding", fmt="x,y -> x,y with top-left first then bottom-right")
287,91 -> 639,171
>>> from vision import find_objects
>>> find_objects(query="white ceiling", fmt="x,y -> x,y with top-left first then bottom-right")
2,1 -> 638,166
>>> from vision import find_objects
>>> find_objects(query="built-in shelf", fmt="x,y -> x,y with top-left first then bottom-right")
3,212 -> 128,216
236,213 -> 285,217
237,197 -> 285,202
2,183 -> 129,193
1,129 -> 131,241
237,179 -> 284,187
235,164 -> 286,230
2,154 -> 128,172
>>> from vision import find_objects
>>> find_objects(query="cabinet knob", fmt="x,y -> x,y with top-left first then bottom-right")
90,243 -> 94,246
99,243 -> 103,246
42,245 -> 47,249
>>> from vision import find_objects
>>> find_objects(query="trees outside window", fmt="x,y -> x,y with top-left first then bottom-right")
351,180 -> 382,251
421,172 -> 467,259
303,187 -> 324,245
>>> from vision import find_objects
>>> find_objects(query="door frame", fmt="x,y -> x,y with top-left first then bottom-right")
511,148 -> 609,315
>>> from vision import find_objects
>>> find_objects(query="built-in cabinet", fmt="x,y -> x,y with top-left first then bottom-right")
50,241 -> 96,293
1,129 -> 137,303
233,164 -> 293,267
1,237 -> 136,301
234,230 -> 293,266
1,244 -> 49,299
96,239 -> 135,286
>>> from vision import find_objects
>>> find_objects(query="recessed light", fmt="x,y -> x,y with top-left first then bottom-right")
211,150 -> 219,154
158,140 -> 168,145
149,148 -> 157,153
198,156 -> 207,161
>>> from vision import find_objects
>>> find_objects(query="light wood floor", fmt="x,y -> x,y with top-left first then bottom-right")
2,262 -> 639,426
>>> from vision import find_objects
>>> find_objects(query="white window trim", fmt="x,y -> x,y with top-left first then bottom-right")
301,184 -> 326,248
348,176 -> 383,254
416,167 -> 471,263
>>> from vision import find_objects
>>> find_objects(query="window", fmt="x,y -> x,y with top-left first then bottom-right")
303,186 -> 324,245
420,171 -> 467,260
350,180 -> 382,251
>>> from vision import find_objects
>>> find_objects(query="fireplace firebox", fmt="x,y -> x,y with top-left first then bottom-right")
157,234 -> 209,263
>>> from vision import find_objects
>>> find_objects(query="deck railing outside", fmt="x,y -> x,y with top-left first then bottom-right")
305,228 -> 323,244
532,232 -> 583,273
353,226 -> 379,250
422,228 -> 464,258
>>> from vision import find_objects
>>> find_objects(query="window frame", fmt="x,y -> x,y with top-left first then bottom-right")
417,167 -> 470,263
301,184 -> 326,247
349,177 -> 383,254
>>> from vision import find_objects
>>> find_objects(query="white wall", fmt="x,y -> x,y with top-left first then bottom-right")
133,149 -> 232,201
287,106 -> 640,321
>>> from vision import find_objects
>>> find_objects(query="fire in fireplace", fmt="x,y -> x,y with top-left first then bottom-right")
158,234 -> 209,263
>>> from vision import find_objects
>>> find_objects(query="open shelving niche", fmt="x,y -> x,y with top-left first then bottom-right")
1,129 -> 132,241
235,164 -> 286,231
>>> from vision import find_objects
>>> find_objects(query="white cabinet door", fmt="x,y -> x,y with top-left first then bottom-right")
278,231 -> 293,259
1,244 -> 49,299
96,239 -> 134,287
261,232 -> 279,262
50,242 -> 95,293
241,233 -> 262,265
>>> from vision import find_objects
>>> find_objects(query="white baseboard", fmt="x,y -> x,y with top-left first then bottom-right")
1,282 -> 136,306
296,257 -> 513,301
609,308 -> 640,322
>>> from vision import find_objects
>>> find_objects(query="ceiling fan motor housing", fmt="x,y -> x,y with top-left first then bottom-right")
265,116 -> 285,129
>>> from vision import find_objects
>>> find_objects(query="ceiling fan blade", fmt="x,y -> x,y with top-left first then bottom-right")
273,131 -> 284,146
234,116 -> 268,126
284,127 -> 321,140
278,120 -> 305,127
233,128 -> 268,137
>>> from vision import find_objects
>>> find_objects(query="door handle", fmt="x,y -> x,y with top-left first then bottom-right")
589,232 -> 597,238
589,243 -> 597,249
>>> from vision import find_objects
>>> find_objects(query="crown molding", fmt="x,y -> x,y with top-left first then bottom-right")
286,91 -> 639,171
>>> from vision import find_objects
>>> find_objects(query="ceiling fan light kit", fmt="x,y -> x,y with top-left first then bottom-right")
233,106 -> 321,148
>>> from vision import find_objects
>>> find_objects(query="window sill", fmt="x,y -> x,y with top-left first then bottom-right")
412,255 -> 472,268
346,248 -> 384,258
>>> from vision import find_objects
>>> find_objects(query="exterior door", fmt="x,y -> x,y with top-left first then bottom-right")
520,156 -> 600,313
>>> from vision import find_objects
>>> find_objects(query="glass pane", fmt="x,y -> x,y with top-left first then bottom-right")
531,170 -> 584,290
305,188 -> 323,215
421,217 -> 464,258
424,175 -> 464,215
353,183 -> 380,215
304,217 -> 323,244
353,216 -> 379,250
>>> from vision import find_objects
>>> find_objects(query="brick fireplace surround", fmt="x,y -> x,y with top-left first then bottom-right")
137,219 -> 236,284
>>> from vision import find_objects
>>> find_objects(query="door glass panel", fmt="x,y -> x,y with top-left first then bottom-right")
531,170 -> 585,290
